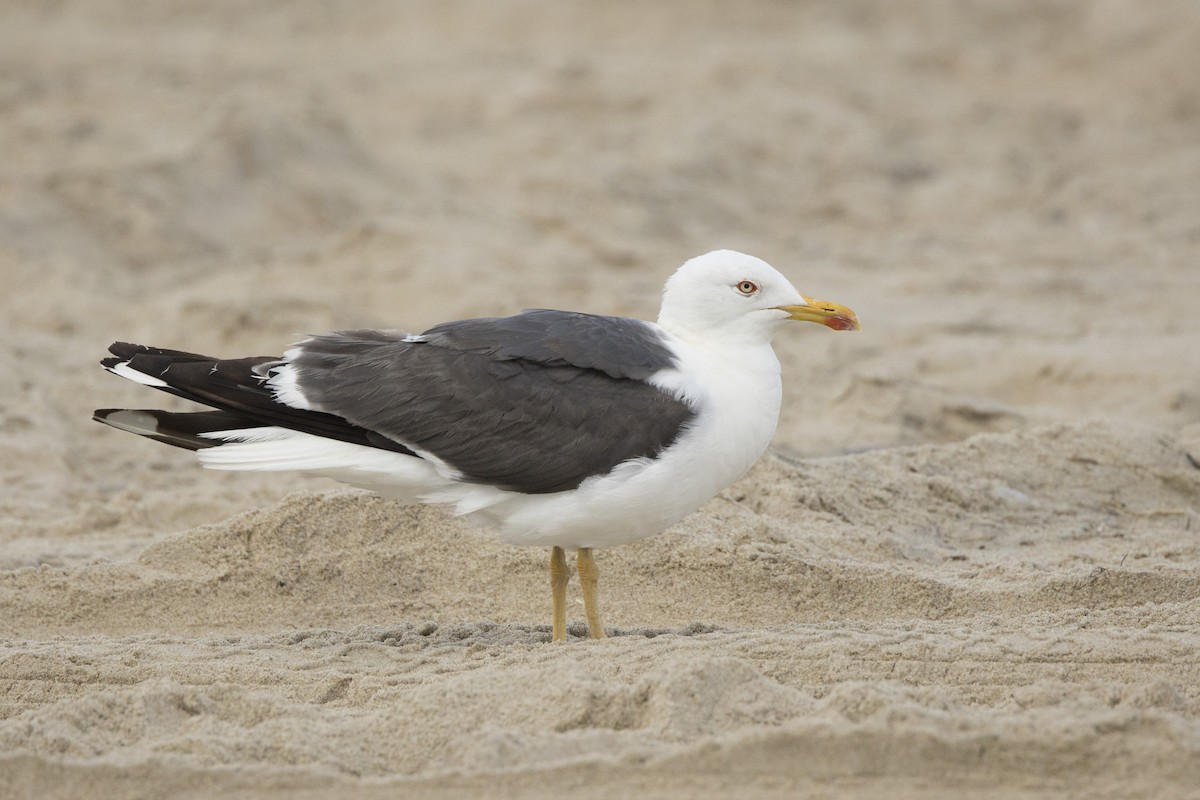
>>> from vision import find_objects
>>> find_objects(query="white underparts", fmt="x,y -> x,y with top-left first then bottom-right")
196,427 -> 497,511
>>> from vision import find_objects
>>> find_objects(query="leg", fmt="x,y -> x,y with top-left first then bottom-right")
576,547 -> 606,639
550,546 -> 569,642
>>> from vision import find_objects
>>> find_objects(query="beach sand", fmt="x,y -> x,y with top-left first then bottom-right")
2,2 -> 1198,797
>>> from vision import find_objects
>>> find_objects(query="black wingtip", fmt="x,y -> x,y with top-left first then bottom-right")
102,342 -> 150,369
93,408 -> 138,426
106,341 -> 144,359
91,407 -> 246,451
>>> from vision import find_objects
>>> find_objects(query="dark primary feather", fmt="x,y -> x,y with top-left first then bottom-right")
98,342 -> 417,456
289,311 -> 696,494
93,408 -> 248,450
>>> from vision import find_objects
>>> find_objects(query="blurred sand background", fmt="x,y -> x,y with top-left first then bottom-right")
2,1 -> 1199,797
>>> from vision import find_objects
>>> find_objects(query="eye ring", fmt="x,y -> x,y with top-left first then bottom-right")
735,280 -> 759,296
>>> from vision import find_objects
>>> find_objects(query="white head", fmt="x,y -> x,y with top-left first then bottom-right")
657,250 -> 859,344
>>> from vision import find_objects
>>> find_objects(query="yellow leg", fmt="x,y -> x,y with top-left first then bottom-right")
550,546 -> 569,642
576,547 -> 606,640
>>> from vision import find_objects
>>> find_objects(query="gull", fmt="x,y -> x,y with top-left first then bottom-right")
94,250 -> 859,641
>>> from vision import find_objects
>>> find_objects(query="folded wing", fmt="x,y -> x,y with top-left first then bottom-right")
97,311 -> 697,494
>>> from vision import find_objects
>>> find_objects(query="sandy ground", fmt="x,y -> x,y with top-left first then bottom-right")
2,1 -> 1199,798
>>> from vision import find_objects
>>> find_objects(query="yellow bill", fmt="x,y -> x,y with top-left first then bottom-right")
775,295 -> 861,331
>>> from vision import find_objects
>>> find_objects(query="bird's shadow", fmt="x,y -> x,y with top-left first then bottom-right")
282,620 -> 722,650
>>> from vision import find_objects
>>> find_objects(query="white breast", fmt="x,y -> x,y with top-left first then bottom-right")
476,333 -> 784,548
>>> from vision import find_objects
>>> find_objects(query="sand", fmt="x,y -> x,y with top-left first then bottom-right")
2,1 -> 1199,797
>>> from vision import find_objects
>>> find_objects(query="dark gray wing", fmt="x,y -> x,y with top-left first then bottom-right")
420,309 -> 678,380
289,310 -> 696,494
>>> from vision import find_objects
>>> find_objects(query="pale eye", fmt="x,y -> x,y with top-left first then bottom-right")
735,280 -> 759,296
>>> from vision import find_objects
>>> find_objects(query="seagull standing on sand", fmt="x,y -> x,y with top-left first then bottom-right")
95,250 -> 860,641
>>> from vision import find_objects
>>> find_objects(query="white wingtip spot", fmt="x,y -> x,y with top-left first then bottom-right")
97,409 -> 161,436
108,361 -> 170,388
